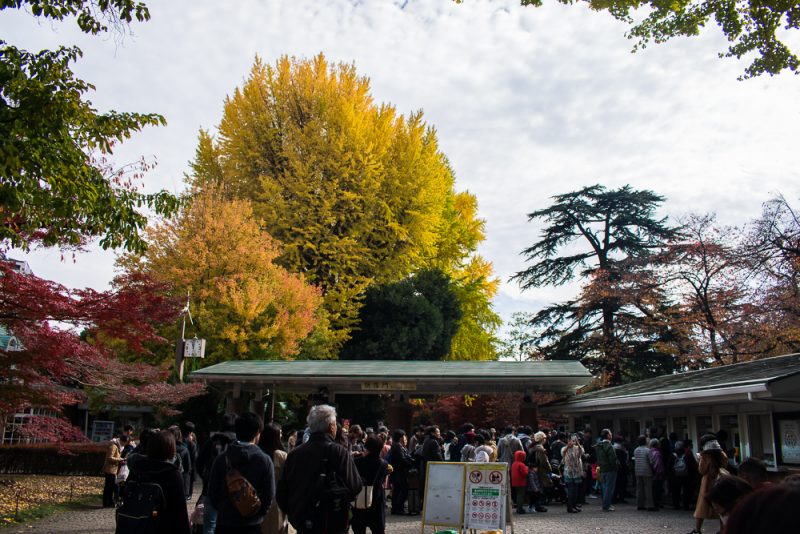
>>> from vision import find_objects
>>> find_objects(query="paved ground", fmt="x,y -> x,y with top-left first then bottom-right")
9,496 -> 700,533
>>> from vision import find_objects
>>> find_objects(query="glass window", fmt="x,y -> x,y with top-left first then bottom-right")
718,414 -> 741,463
748,414 -> 775,467
696,415 -> 714,439
619,418 -> 641,441
672,417 -> 689,441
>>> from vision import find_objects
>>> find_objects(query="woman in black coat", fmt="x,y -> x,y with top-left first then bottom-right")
352,435 -> 389,534
388,429 -> 414,515
122,430 -> 190,534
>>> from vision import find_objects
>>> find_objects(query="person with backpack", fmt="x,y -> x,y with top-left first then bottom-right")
276,404 -> 362,534
118,429 -> 190,534
208,412 -> 275,534
197,414 -> 237,534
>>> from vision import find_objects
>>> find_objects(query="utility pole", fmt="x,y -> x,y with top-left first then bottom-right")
175,292 -> 190,381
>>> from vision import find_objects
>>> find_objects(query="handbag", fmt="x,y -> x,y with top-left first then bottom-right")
115,463 -> 129,484
353,465 -> 382,509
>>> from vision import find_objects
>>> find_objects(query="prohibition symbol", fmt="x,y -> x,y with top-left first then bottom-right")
469,470 -> 483,483
489,471 -> 503,484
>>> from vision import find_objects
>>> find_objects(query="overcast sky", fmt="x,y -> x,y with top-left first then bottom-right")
5,0 -> 800,332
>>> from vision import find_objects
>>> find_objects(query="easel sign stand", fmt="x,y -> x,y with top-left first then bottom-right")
420,462 -> 466,534
420,462 -> 513,534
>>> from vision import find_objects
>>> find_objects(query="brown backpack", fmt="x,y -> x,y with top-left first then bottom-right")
225,455 -> 261,518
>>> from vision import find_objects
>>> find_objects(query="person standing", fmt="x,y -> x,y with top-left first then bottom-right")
633,435 -> 655,511
208,412 -> 275,534
388,429 -> 413,515
102,437 -> 124,507
595,429 -> 619,512
351,436 -> 389,534
689,436 -> 729,534
561,434 -> 584,513
276,405 -> 362,534
258,423 -> 288,534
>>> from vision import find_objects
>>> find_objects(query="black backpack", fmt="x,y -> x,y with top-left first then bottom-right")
115,478 -> 166,534
303,444 -> 351,534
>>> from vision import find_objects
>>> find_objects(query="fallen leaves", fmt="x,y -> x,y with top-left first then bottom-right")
0,475 -> 102,525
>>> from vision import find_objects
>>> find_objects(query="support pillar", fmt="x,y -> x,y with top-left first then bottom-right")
387,398 -> 414,433
519,397 -> 539,431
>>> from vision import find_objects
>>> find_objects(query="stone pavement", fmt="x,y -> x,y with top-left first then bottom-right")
9,497 -> 699,534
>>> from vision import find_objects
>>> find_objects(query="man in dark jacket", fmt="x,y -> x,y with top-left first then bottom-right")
208,412 -> 275,534
276,404 -> 362,534
595,428 -> 619,512
419,426 -> 443,500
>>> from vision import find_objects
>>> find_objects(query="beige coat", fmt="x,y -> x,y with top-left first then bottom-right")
262,449 -> 288,534
102,440 -> 123,476
693,451 -> 729,520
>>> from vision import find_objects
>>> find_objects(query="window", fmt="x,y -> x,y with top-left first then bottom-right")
2,408 -> 58,444
718,414 -> 741,462
695,415 -> 714,440
747,414 -> 775,467
672,416 -> 688,441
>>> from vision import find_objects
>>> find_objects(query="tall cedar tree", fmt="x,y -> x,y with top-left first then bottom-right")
458,0 -> 800,78
340,268 -> 462,361
0,1 -> 180,254
190,54 -> 500,354
123,188 -> 323,365
512,185 -> 678,385
0,264 -> 204,441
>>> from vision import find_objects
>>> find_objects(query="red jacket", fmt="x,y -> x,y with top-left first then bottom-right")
511,450 -> 529,488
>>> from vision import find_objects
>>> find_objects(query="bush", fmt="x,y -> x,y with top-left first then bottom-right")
0,443 -> 107,475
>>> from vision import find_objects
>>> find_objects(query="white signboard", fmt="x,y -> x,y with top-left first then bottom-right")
422,462 -> 465,527
183,338 -> 206,358
464,462 -> 507,532
779,419 -> 800,464
91,420 -> 115,442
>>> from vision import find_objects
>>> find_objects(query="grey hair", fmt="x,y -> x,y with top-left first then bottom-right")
307,404 -> 337,433
649,438 -> 660,448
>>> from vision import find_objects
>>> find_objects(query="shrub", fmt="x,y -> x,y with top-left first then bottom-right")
0,443 -> 107,475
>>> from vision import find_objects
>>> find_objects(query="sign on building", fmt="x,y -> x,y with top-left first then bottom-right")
183,338 -> 206,359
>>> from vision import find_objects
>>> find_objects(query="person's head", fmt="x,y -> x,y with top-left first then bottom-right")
123,424 -> 134,436
414,425 -> 425,438
146,430 -> 177,462
307,404 -> 337,436
182,421 -> 195,436
138,428 -> 157,450
613,435 -> 624,444
348,424 -> 363,442
474,434 -> 485,446
600,428 -> 612,441
119,435 -> 130,445
726,483 -> 800,534
444,430 -> 456,442
738,457 -> 768,488
533,431 -> 547,444
569,433 -> 581,445
649,438 -> 660,450
392,429 -> 407,447
637,435 -> 648,447
235,411 -> 264,443
782,473 -> 800,488
221,412 -> 237,433
258,422 -> 283,457
168,425 -> 182,443
705,475 -> 753,528
426,426 -> 440,439
365,435 -> 384,456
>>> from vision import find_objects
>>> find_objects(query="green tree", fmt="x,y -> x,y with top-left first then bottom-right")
457,0 -> 799,78
1,1 -> 179,253
512,184 -> 679,384
191,54 -> 496,351
340,269 -> 462,361
124,187 -> 324,365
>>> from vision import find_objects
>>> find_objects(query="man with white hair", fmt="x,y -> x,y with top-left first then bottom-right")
276,404 -> 362,534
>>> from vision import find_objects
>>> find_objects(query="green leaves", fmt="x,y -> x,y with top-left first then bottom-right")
0,40 -> 177,253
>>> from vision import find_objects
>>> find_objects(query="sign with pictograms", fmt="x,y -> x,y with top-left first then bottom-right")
463,462 -> 507,532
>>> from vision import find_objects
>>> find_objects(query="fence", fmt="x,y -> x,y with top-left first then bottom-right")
0,443 -> 106,475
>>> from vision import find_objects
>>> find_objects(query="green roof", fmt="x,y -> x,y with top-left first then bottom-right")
191,359 -> 593,394
549,353 -> 800,408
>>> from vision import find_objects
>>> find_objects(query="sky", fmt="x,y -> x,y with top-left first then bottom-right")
4,0 -> 800,334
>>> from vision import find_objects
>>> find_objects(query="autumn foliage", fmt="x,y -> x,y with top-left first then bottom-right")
0,264 -> 204,441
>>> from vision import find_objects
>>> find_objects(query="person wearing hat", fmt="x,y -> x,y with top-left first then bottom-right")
689,434 -> 729,534
526,431 -> 551,513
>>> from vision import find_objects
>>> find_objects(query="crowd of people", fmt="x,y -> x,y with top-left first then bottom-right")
105,409 -> 800,534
